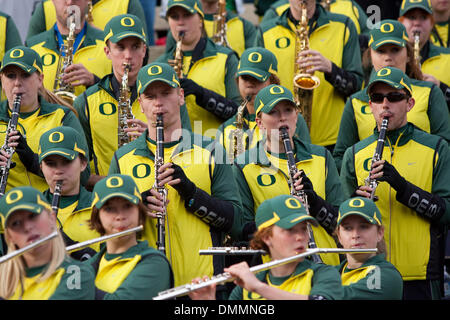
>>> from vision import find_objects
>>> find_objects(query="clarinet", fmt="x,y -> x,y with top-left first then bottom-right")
0,94 -> 22,198
51,180 -> 63,215
279,127 -> 322,263
153,114 -> 167,254
365,117 -> 389,200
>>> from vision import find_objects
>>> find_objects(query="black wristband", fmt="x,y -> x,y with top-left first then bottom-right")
324,63 -> 358,98
308,197 -> 338,235
396,181 -> 446,222
185,187 -> 234,232
197,89 -> 238,120
15,133 -> 41,176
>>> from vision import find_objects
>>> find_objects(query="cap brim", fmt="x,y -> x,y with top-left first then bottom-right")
337,211 -> 380,226
370,38 -> 406,50
276,213 -> 319,229
107,32 -> 147,44
256,97 -> 296,115
139,78 -> 179,95
237,68 -> 270,82
0,62 -> 37,74
39,148 -> 78,163
95,192 -> 140,209
166,4 -> 199,17
401,5 -> 432,16
4,204 -> 44,227
367,78 -> 412,96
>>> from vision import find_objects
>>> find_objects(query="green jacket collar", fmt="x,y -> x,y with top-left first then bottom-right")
43,186 -> 92,213
278,3 -> 328,34
373,122 -> 415,147
339,253 -> 387,272
0,96 -> 64,121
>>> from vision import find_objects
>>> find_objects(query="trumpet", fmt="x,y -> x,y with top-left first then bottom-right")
66,225 -> 143,253
279,126 -> 322,264
154,247 -> 378,300
118,62 -> 134,148
199,247 -> 267,255
228,95 -> 251,162
0,94 -> 22,198
364,117 -> 389,200
169,31 -> 185,79
0,231 -> 58,265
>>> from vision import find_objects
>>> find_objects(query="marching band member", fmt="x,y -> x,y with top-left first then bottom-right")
335,197 -> 403,300
0,11 -> 22,62
333,20 -> 450,171
87,174 -> 173,300
216,47 -> 311,161
39,126 -> 100,257
232,84 -> 343,265
156,0 -> 241,139
340,66 -> 450,299
189,195 -> 344,300
0,186 -> 95,300
108,62 -> 242,298
430,0 -> 450,48
0,46 -> 87,193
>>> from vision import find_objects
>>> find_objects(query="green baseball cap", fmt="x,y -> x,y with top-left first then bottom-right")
399,0 -> 433,17
367,66 -> 413,96
254,84 -> 296,115
0,46 -> 43,74
237,47 -> 278,82
256,195 -> 318,231
137,62 -> 180,95
166,0 -> 204,18
0,186 -> 52,229
38,126 -> 88,163
337,197 -> 382,227
368,20 -> 409,50
92,174 -> 142,209
104,14 -> 147,44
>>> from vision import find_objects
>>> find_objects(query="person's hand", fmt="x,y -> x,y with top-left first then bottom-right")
372,160 -> 406,191
63,63 -> 95,87
188,276 -> 217,300
422,73 -> 440,87
159,162 -> 196,200
141,187 -> 169,219
179,78 -> 202,96
125,119 -> 147,139
297,49 -> 332,74
225,261 -> 263,293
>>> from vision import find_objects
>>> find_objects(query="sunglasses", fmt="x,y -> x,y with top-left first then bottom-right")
369,92 -> 409,103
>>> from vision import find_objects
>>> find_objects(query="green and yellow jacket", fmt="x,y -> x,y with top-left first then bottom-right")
25,22 -> 112,98
430,20 -> 449,48
156,37 -> 241,139
229,258 -> 343,300
108,129 -> 242,286
233,136 -> 343,265
255,4 -> 364,146
337,254 -> 403,300
0,11 -> 22,63
333,77 -> 450,171
421,41 -> 450,89
340,123 -> 450,281
88,241 -> 173,300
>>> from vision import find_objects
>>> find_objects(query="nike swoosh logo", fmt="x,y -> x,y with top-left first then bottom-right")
408,162 -> 416,165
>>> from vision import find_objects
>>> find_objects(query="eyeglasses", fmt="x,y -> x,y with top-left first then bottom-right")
369,92 -> 409,103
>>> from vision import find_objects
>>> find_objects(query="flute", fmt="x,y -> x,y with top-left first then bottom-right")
199,247 -> 267,255
66,225 -> 143,253
154,247 -> 378,300
0,231 -> 58,264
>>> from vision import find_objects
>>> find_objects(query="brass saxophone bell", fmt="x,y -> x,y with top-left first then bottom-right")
54,91 -> 77,105
293,73 -> 320,90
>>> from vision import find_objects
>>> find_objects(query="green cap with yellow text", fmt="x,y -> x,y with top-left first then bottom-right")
38,126 -> 88,163
337,197 -> 382,227
254,84 -> 296,115
256,195 -> 318,231
368,20 -> 409,50
0,46 -> 43,74
166,0 -> 204,18
137,62 -> 180,95
104,14 -> 147,44
237,47 -> 278,82
0,186 -> 52,229
92,174 -> 142,209
367,66 -> 413,96
399,0 -> 432,17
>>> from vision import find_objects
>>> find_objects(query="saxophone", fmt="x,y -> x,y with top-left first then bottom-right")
169,31 -> 185,79
280,126 -> 322,263
86,1 -> 94,23
118,62 -> 135,148
228,95 -> 251,162
413,31 -> 421,68
153,114 -> 168,255
212,0 -> 230,48
320,0 -> 331,11
293,0 -> 320,130
364,117 -> 389,201
0,94 -> 22,198
53,12 -> 77,105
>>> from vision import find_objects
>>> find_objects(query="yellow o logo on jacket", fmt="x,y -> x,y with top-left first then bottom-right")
285,197 -> 302,209
121,17 -> 135,27
49,132 -> 64,143
10,49 -> 24,59
106,176 -> 124,188
5,190 -> 23,205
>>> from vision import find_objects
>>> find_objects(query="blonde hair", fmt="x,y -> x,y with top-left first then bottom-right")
39,88 -> 78,117
0,212 -> 67,299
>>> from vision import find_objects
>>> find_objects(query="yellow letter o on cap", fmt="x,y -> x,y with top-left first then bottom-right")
380,22 -> 394,33
10,49 -> 24,59
248,52 -> 262,63
106,176 -> 124,188
5,190 -> 23,205
348,198 -> 365,208
377,68 -> 391,77
285,197 -> 302,209
269,85 -> 285,95
121,17 -> 135,27
48,131 -> 64,143
148,65 -> 162,76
